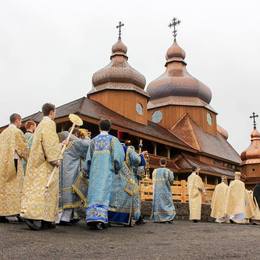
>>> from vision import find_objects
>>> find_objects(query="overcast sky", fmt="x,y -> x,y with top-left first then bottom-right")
0,0 -> 260,153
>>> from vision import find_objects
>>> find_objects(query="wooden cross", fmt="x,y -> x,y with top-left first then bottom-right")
169,17 -> 181,42
116,21 -> 124,40
250,112 -> 259,129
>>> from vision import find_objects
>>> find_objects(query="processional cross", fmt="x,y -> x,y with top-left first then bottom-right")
116,21 -> 124,40
168,17 -> 181,42
250,112 -> 259,129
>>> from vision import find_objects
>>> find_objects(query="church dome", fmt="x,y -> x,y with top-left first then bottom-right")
111,39 -> 127,55
91,39 -> 146,90
217,125 -> 229,140
166,41 -> 186,61
241,129 -> 260,161
147,41 -> 212,104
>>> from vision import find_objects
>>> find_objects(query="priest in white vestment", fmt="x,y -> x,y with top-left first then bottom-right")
187,167 -> 205,223
225,172 -> 246,224
210,176 -> 229,223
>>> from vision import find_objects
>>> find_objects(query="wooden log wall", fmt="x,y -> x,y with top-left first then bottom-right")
140,178 -> 215,204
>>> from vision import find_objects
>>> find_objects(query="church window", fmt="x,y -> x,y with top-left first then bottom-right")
207,112 -> 212,126
152,110 -> 163,123
136,103 -> 144,115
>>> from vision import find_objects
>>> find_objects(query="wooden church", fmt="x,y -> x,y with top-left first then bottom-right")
9,19 -> 241,187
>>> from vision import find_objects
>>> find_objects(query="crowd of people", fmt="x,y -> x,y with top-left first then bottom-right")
210,172 -> 260,224
0,102 -> 148,231
0,102 -> 260,232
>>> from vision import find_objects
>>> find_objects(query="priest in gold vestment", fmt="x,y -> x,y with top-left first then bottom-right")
187,167 -> 205,223
225,172 -> 246,224
0,114 -> 28,222
210,176 -> 229,223
21,103 -> 62,230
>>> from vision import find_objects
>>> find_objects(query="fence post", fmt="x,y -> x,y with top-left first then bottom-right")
180,180 -> 187,203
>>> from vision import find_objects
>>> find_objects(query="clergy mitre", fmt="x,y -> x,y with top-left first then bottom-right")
79,128 -> 91,139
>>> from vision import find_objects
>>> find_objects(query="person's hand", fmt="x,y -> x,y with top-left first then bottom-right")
62,139 -> 69,146
50,160 -> 61,167
142,151 -> 148,157
82,169 -> 89,179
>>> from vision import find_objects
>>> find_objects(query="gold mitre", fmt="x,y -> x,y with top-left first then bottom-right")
79,128 -> 91,138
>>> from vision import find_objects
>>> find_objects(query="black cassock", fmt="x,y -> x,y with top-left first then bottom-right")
253,183 -> 260,206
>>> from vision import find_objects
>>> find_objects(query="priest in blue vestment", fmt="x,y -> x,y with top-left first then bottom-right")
108,142 -> 146,226
84,119 -> 125,230
151,158 -> 176,223
58,129 -> 90,225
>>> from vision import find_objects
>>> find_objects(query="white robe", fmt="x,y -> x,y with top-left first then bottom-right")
210,182 -> 229,223
225,179 -> 246,223
187,172 -> 205,220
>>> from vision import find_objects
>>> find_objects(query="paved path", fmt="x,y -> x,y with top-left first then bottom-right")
1,221 -> 260,259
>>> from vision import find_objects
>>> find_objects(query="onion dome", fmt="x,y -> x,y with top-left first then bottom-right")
90,39 -> 146,92
166,41 -> 186,62
111,39 -> 127,57
147,41 -> 212,104
241,129 -> 260,162
217,125 -> 229,140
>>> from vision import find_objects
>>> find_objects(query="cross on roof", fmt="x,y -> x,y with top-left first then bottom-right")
116,21 -> 124,40
169,17 -> 181,42
250,112 -> 259,129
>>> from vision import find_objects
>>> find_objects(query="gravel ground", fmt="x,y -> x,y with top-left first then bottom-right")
0,220 -> 260,260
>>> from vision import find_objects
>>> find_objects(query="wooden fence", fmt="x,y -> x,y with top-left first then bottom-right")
140,178 -> 215,204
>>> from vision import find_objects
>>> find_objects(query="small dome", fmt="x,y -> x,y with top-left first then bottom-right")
251,129 -> 260,139
166,41 -> 186,61
217,125 -> 229,140
147,41 -> 212,104
111,39 -> 127,56
91,39 -> 146,89
241,129 -> 260,161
